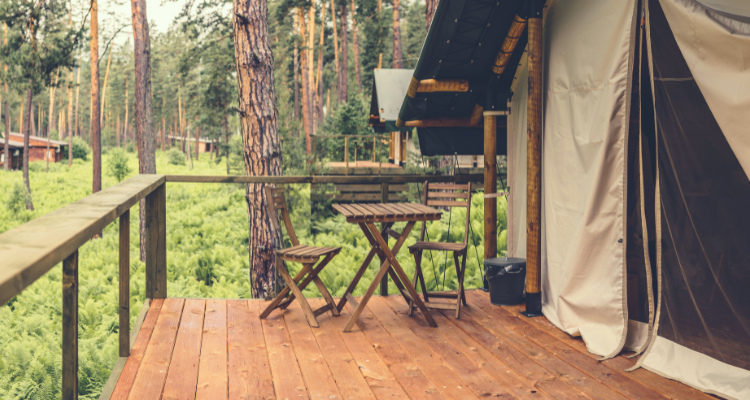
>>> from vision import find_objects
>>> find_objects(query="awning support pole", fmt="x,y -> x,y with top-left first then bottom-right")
484,113 -> 497,261
523,0 -> 544,318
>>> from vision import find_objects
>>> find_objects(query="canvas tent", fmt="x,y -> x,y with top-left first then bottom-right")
399,0 -> 750,398
369,69 -> 415,133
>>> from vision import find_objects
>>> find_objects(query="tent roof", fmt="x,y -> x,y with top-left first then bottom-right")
369,69 -> 414,132
397,0 -> 529,123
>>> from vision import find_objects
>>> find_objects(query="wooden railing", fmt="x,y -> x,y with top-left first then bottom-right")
311,134 -> 390,172
0,172 -> 483,399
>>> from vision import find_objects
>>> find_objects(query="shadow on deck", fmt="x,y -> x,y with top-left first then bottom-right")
103,290 -> 711,400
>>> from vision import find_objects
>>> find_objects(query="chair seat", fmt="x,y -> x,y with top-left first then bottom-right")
409,241 -> 467,253
277,245 -> 341,262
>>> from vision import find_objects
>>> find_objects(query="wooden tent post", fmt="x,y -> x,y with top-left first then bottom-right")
523,1 -> 543,317
484,114 -> 497,260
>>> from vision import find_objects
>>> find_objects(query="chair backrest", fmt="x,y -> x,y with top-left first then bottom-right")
265,186 -> 299,247
421,181 -> 472,245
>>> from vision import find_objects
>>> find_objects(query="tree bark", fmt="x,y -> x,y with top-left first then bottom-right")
351,0 -> 361,91
74,56 -> 81,137
339,4 -> 348,102
195,120 -> 200,160
3,82 -> 8,172
330,0 -> 339,101
100,47 -> 113,125
233,0 -> 283,298
308,0 -> 315,132
392,0 -> 402,68
316,1 -> 325,126
67,69 -> 73,166
298,8 -> 312,154
91,0 -> 101,195
425,0 -> 436,31
293,12 -> 299,122
48,71 -> 58,137
30,103 -> 36,137
22,87 -> 34,210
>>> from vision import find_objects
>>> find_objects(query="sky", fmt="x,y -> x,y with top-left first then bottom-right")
110,0 -> 184,45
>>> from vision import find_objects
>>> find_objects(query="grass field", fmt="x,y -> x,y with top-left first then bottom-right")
0,150 -> 507,399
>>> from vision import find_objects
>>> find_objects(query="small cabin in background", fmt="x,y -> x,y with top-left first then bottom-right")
166,135 -> 215,153
0,133 -> 69,170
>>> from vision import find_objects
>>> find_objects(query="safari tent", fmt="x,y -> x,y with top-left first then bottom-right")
397,0 -> 750,398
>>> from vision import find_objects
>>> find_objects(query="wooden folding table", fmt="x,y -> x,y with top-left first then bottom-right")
332,202 -> 442,332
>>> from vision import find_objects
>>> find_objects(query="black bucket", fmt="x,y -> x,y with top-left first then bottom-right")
484,257 -> 526,306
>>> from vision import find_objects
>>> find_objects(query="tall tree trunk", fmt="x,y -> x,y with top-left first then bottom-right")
19,98 -> 23,135
378,0 -> 382,69
91,0 -> 101,196
330,0 -> 339,102
293,12 -> 299,122
351,0 -> 361,91
316,1 -> 325,127
22,87 -> 34,210
48,71 -> 58,137
308,0 -> 316,134
392,0 -> 402,68
67,70 -> 73,166
299,8 -> 312,154
223,114 -> 229,175
30,102 -> 36,137
124,76 -> 129,148
162,116 -> 166,151
339,4 -> 348,102
37,103 -> 41,136
3,82 -> 8,172
233,0 -> 283,298
74,59 -> 81,137
100,48 -> 113,125
425,0 -> 436,31
195,119 -> 200,160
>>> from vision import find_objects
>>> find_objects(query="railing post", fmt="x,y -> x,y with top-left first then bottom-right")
344,137 -> 349,175
119,210 -> 130,357
62,250 -> 78,400
380,182 -> 389,296
145,183 -> 167,299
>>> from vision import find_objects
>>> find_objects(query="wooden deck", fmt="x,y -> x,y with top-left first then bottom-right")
105,290 -> 713,400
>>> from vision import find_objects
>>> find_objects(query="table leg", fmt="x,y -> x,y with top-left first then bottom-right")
342,221 -> 415,332
336,223 -> 392,313
365,222 -> 437,328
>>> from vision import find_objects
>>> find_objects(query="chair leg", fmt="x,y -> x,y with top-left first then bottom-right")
276,258 -> 319,328
408,251 -> 421,316
459,252 -> 467,305
453,251 -> 467,318
312,276 -> 340,316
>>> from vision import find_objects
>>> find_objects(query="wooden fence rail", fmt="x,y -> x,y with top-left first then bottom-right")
0,172 -> 483,399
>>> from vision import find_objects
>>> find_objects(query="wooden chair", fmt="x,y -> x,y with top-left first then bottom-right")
259,186 -> 341,328
408,182 -> 471,318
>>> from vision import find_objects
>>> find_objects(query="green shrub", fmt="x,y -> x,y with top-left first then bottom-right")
167,148 -> 185,165
6,182 -> 27,215
71,137 -> 90,161
125,142 -> 135,153
106,148 -> 131,182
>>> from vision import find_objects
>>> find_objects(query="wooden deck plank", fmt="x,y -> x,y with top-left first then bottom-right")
162,299 -> 206,400
346,300 -> 444,400
282,302 -> 343,400
411,303 -> 551,400
441,305 -> 588,399
365,297 -> 480,400
111,299 -> 163,400
461,296 -> 630,400
227,300 -> 275,400
501,302 -> 715,400
319,300 -> 411,400
196,299 -> 228,400
307,299 -> 378,400
467,293 -> 668,400
128,298 -> 185,400
261,304 -> 309,399
380,296 -> 515,399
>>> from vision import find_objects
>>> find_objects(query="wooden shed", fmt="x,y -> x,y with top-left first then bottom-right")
1,133 -> 69,167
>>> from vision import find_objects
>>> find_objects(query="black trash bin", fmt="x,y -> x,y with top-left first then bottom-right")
484,257 -> 526,306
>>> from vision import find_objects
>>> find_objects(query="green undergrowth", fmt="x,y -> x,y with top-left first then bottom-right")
0,151 -> 507,399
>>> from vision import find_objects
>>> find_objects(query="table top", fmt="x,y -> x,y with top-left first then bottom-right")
332,203 -> 442,223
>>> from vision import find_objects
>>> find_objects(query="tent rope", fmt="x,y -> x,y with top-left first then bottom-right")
418,155 -> 440,290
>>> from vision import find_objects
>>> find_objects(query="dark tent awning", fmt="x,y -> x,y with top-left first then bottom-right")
395,0 -> 531,155
369,69 -> 414,133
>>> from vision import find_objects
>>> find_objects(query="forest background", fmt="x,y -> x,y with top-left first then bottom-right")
0,0 -> 509,397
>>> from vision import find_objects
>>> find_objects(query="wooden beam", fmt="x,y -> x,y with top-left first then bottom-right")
0,174 -> 165,307
416,79 -> 469,93
119,210 -> 130,357
493,15 -> 528,75
469,104 -> 484,126
145,183 -> 167,299
403,117 -> 484,128
525,10 -> 543,316
165,174 -> 484,184
484,115 -> 497,260
62,250 -> 79,400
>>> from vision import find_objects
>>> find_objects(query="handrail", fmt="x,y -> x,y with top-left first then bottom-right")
0,174 -> 166,306
0,172 -> 484,399
165,174 -> 483,184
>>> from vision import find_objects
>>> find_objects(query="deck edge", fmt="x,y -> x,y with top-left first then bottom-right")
98,298 -> 152,400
